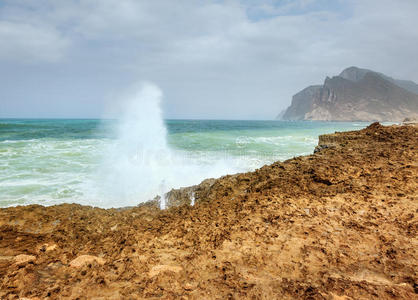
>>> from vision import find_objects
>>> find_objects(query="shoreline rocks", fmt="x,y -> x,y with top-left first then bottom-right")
0,123 -> 417,299
69,255 -> 105,268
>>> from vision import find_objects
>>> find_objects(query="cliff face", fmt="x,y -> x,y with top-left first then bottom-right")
0,123 -> 417,299
280,67 -> 418,121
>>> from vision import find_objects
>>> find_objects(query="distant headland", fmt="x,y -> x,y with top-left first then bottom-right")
278,66 -> 418,122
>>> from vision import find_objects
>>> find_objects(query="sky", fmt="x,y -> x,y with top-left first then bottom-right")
0,0 -> 418,119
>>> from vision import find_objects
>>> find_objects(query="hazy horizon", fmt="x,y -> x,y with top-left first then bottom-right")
1,0 -> 418,119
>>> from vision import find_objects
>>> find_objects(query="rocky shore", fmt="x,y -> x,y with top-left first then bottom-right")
0,123 -> 417,299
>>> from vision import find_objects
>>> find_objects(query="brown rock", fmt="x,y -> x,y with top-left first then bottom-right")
0,256 -> 13,261
38,243 -> 58,253
149,265 -> 183,277
0,124 -> 417,299
46,244 -> 57,251
329,293 -> 353,300
69,255 -> 105,268
14,254 -> 36,266
183,283 -> 195,291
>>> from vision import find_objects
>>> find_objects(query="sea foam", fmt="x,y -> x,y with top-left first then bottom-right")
95,82 -> 244,208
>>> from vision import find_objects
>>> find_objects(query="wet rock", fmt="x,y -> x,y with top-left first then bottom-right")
314,144 -> 330,153
165,178 -> 216,207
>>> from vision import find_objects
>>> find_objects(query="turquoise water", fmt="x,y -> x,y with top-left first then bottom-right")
0,119 -> 370,207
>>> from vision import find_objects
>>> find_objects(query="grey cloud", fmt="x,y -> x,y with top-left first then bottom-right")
0,20 -> 69,63
0,0 -> 417,119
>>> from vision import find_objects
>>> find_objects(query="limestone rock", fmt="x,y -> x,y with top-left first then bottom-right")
69,255 -> 105,268
14,254 -> 36,266
149,265 -> 183,277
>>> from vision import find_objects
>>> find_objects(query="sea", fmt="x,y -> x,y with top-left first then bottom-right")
0,119 -> 372,208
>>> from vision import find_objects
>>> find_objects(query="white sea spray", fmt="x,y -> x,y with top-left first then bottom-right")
94,82 -> 249,208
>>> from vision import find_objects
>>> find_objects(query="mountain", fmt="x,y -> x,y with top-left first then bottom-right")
340,66 -> 418,94
279,67 -> 418,121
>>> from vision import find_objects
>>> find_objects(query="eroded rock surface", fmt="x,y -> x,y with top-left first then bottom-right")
69,255 -> 105,268
0,123 -> 417,299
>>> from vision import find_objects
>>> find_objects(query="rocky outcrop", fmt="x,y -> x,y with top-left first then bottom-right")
13,254 -> 36,267
0,124 -> 417,299
164,178 -> 216,208
280,66 -> 418,121
69,255 -> 105,268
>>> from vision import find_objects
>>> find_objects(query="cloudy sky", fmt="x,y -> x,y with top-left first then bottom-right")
1,0 -> 417,119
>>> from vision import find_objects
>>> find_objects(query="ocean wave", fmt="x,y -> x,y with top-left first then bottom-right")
0,116 -> 367,208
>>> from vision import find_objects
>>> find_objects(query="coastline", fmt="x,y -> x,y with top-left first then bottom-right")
1,119 -> 369,208
0,122 -> 417,298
